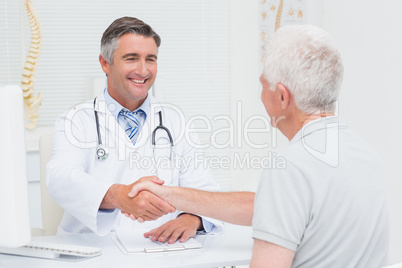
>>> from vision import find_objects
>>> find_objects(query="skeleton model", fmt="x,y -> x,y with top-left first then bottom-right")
21,0 -> 42,129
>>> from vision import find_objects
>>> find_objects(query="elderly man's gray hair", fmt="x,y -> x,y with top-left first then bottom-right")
262,25 -> 343,114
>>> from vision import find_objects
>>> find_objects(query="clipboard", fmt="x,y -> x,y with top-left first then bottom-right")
114,228 -> 202,254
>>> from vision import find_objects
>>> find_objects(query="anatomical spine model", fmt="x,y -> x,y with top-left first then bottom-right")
21,0 -> 43,129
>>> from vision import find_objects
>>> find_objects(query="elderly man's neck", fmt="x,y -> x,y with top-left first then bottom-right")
279,110 -> 335,141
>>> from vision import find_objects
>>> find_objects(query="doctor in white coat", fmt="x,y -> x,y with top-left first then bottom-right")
47,16 -> 222,243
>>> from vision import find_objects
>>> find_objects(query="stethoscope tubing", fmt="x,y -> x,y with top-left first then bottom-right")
93,97 -> 174,161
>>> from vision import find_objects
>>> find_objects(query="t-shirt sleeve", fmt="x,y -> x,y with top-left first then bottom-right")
252,161 -> 312,251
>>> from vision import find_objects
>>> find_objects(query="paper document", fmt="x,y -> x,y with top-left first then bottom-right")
115,228 -> 202,253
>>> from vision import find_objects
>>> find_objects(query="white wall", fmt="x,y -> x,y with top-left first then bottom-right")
230,0 -> 264,192
26,152 -> 42,228
229,0 -> 289,193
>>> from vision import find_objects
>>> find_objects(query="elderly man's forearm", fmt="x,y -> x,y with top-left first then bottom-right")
167,188 -> 255,226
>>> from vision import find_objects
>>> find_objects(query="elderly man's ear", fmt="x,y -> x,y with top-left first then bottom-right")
276,83 -> 291,110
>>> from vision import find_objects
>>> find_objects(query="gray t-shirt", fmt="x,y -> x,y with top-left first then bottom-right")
252,117 -> 389,267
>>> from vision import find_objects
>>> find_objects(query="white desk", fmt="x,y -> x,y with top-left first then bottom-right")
0,224 -> 252,268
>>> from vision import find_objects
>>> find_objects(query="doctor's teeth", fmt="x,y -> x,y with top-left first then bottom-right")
131,79 -> 145,84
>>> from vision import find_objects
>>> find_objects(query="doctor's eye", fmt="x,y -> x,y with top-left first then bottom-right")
146,56 -> 157,62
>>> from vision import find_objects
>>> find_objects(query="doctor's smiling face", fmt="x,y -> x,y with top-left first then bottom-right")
99,33 -> 158,111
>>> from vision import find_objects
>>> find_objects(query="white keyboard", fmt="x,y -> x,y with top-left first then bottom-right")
0,240 -> 102,260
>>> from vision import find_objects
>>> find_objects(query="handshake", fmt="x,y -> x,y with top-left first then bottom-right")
115,176 -> 208,244
116,176 -> 254,228
99,169 -> 253,244
121,176 -> 174,223
106,175 -> 253,243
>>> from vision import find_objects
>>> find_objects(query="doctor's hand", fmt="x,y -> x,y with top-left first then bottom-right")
122,177 -> 171,223
143,213 -> 203,244
101,177 -> 175,221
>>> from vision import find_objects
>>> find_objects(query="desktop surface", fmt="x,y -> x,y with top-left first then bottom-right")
0,224 -> 252,268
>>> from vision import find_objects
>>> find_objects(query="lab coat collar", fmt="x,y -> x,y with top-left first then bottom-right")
103,88 -> 152,120
93,92 -> 163,149
93,92 -> 162,115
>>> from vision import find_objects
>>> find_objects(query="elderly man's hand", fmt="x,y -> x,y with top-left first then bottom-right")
128,176 -> 168,199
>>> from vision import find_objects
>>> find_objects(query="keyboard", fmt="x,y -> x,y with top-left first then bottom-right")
0,240 -> 102,260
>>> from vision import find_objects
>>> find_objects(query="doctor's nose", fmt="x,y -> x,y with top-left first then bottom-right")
135,60 -> 149,77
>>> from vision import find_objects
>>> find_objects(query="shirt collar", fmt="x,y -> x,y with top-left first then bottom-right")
103,88 -> 151,119
290,116 -> 346,144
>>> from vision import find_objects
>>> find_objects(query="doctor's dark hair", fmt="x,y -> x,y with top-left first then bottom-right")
100,16 -> 161,64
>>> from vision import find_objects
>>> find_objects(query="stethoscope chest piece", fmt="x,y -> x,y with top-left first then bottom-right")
94,97 -> 109,161
96,145 -> 109,161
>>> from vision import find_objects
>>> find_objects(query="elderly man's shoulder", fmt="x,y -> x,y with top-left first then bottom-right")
276,118 -> 382,175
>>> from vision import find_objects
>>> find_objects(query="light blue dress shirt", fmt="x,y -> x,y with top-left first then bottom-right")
103,88 -> 149,139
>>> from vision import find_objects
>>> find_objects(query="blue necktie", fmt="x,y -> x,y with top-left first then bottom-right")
119,109 -> 144,144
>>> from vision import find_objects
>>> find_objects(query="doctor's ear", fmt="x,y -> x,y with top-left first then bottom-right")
277,83 -> 290,110
99,54 -> 110,75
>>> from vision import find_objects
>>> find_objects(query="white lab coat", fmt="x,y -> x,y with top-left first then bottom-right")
47,93 -> 223,236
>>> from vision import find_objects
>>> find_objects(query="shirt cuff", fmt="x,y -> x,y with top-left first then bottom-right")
98,209 -> 116,213
200,218 -> 215,233
96,209 -> 119,236
199,217 -> 224,234
177,212 -> 223,234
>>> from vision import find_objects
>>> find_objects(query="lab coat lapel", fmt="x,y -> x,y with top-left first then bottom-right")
93,93 -> 133,148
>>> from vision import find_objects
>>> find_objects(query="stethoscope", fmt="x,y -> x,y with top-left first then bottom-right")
93,97 -> 174,162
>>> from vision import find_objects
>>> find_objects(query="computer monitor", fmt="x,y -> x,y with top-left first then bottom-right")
0,85 -> 31,247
